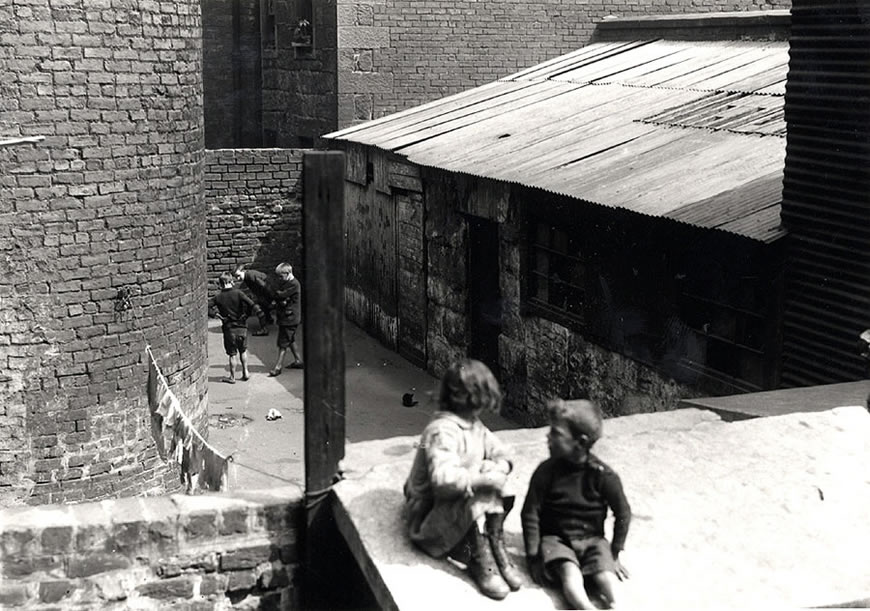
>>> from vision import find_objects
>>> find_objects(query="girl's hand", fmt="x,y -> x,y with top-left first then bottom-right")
614,558 -> 630,581
472,469 -> 506,492
480,459 -> 509,474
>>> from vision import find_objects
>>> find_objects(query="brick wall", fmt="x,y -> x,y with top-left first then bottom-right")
262,0 -> 338,146
335,0 -> 792,127
0,488 -> 303,609
204,149 -> 304,293
0,0 -> 207,506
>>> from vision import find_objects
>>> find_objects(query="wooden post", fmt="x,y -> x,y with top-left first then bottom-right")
302,151 -> 346,603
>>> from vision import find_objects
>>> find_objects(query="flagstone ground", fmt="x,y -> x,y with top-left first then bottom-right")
204,317 -> 519,492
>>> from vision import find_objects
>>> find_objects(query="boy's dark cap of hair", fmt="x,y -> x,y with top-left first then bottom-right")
548,398 -> 603,444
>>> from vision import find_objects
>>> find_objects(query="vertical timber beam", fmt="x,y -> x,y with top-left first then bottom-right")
302,151 -> 346,602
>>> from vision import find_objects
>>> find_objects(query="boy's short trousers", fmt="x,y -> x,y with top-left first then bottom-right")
277,324 -> 298,349
223,327 -> 247,356
540,535 -> 615,580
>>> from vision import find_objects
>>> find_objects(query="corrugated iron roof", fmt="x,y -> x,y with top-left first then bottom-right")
325,39 -> 789,242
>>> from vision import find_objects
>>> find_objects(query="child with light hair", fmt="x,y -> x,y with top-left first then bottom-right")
269,262 -> 303,376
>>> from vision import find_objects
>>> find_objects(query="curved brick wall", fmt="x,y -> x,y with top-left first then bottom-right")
0,0 -> 207,505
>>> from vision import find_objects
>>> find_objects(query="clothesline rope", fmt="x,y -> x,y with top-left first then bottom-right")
146,345 -> 231,492
145,344 -> 227,460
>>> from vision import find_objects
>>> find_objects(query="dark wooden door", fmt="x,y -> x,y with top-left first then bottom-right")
468,217 -> 501,376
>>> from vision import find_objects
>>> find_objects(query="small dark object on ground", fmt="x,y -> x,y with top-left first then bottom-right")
402,392 -> 418,407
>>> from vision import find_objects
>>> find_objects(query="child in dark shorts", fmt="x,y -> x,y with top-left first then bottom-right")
521,399 -> 631,609
269,262 -> 303,376
208,272 -> 261,383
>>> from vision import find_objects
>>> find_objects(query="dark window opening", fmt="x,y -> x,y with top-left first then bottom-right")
262,0 -> 277,49
528,222 -> 586,324
291,0 -> 314,48
677,264 -> 768,389
522,203 -> 776,392
263,129 -> 277,147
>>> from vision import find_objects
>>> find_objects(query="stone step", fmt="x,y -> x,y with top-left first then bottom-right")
334,406 -> 870,610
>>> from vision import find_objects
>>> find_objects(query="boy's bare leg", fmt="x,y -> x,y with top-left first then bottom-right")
239,350 -> 250,380
227,356 -> 236,380
289,341 -> 302,366
555,561 -> 597,610
271,348 -> 287,373
592,571 -> 619,608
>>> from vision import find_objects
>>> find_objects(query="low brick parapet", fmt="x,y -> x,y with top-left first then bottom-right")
0,488 -> 303,609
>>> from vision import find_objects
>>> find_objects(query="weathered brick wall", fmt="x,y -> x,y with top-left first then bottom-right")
204,149 -> 304,295
0,0 -> 207,506
262,0 -> 338,146
335,0 -> 791,127
202,0 -> 263,148
0,488 -> 303,609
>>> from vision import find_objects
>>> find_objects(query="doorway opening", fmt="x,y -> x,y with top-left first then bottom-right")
467,217 -> 502,378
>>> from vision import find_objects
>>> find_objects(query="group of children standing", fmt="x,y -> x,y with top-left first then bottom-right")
405,359 -> 632,609
207,263 -> 304,383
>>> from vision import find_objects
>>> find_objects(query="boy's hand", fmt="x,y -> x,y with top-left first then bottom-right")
613,558 -> 630,581
527,554 -> 545,585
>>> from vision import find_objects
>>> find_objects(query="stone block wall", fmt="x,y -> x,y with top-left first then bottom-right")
0,488 -> 303,609
262,0 -> 339,146
416,169 -> 701,424
335,0 -> 791,128
422,171 -> 470,380
0,0 -> 207,506
202,0 -> 263,148
204,149 -> 304,294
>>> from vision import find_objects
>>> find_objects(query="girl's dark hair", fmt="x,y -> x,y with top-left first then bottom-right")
439,359 -> 502,414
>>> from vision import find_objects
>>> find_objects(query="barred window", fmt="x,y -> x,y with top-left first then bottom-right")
679,268 -> 767,388
528,223 -> 586,323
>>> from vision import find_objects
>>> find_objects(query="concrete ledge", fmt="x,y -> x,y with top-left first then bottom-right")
680,380 -> 870,421
597,10 -> 791,30
594,10 -> 790,42
334,407 -> 870,609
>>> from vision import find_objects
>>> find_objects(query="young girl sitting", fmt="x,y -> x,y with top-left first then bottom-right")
403,359 -> 523,600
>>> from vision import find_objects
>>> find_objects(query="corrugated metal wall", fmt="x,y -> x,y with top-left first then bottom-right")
780,0 -> 870,386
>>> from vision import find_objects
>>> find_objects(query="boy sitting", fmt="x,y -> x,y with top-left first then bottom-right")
521,399 -> 631,609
